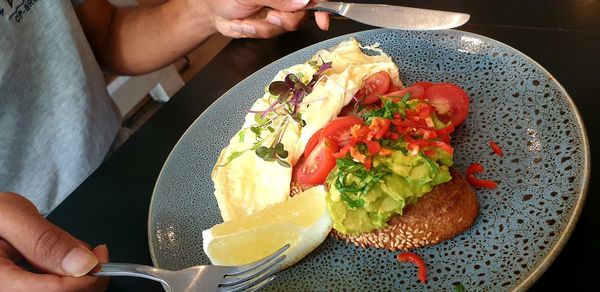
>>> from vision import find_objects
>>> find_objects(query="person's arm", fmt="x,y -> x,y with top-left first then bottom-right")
0,192 -> 109,291
76,0 -> 329,75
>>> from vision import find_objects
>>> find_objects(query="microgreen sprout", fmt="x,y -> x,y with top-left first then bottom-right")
221,59 -> 333,167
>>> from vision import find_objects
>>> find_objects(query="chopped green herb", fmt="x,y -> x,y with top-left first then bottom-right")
329,157 -> 391,208
401,92 -> 411,103
357,143 -> 368,154
340,193 -> 364,208
453,283 -> 465,292
363,96 -> 406,122
217,150 -> 246,167
420,151 -> 439,174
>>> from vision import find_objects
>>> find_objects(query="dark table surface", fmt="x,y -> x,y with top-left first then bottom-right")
49,1 -> 598,291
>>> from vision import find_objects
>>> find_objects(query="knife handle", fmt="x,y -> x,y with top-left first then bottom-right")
305,1 -> 348,15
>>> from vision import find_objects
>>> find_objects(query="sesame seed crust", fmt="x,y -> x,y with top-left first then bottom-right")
292,168 -> 479,251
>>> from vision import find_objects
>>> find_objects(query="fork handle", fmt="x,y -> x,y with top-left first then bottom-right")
94,263 -> 170,286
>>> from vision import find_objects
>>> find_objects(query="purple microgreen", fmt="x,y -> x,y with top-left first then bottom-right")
268,81 -> 290,97
261,100 -> 281,118
315,61 -> 332,76
238,59 -> 333,166
284,74 -> 297,88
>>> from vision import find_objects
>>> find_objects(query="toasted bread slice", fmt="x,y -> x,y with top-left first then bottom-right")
291,169 -> 479,251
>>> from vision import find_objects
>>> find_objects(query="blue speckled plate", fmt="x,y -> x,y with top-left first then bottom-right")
148,29 -> 589,291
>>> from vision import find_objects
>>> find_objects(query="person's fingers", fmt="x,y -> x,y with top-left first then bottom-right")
229,18 -> 287,39
0,192 -> 98,277
243,0 -> 310,12
90,244 -> 109,273
315,11 -> 330,31
79,240 -> 92,250
92,244 -> 109,263
0,239 -> 21,263
217,8 -> 306,39
0,261 -> 109,292
264,9 -> 307,32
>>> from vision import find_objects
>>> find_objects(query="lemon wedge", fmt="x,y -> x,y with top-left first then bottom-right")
202,185 -> 332,268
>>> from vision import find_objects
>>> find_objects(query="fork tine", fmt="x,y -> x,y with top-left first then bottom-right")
245,276 -> 276,292
220,263 -> 283,292
225,244 -> 289,276
219,254 -> 285,286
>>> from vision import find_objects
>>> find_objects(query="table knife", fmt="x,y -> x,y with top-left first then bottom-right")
307,2 -> 470,30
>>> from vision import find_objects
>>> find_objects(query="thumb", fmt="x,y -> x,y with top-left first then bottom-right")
0,192 -> 98,277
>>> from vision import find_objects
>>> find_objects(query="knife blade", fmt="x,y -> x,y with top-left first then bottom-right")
306,2 -> 470,30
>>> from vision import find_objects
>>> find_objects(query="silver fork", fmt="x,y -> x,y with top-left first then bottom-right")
93,244 -> 289,292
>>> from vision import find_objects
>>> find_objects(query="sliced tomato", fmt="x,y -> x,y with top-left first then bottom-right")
356,71 -> 391,104
296,137 -> 338,185
320,116 -> 364,147
386,84 -> 426,100
386,85 -> 403,93
413,81 -> 433,90
424,83 -> 469,126
303,129 -> 323,157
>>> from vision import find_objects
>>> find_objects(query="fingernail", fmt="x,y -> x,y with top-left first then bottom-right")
266,15 -> 282,26
241,24 -> 256,35
292,0 -> 310,7
62,247 -> 98,277
230,23 -> 242,33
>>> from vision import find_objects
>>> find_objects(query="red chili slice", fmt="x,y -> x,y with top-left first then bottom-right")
364,140 -> 382,155
436,123 -> 455,136
489,141 -> 504,157
408,140 -> 454,154
396,252 -> 428,284
466,162 -> 498,188
321,116 -> 364,148
369,117 -> 391,140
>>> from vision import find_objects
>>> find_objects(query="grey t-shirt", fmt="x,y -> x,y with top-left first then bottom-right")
0,0 -> 121,215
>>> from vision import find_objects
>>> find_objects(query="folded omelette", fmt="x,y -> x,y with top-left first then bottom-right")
211,39 -> 401,221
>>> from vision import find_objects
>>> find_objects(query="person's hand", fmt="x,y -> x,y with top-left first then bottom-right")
0,192 -> 109,291
202,0 -> 331,38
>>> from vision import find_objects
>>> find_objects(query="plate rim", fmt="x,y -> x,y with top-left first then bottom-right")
147,28 -> 591,291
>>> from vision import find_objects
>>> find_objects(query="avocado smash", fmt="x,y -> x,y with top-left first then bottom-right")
325,93 -> 456,235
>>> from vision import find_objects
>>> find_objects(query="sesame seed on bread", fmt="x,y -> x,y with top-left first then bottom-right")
291,168 -> 479,251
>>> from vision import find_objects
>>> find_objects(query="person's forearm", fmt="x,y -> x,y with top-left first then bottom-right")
82,0 -> 216,75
